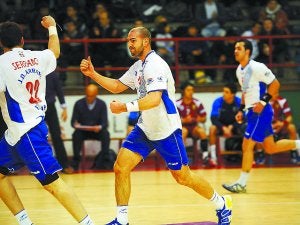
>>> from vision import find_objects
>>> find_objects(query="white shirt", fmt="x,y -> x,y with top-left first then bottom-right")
0,48 -> 56,145
236,60 -> 275,109
119,51 -> 182,140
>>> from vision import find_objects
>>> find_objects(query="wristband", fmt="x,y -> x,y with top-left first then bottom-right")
260,93 -> 272,104
48,26 -> 58,36
259,100 -> 267,106
238,104 -> 245,112
126,100 -> 139,112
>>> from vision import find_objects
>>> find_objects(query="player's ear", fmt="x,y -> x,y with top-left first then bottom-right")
143,38 -> 149,46
20,37 -> 24,47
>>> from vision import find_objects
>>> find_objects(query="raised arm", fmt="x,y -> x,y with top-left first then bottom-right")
41,16 -> 60,58
80,56 -> 128,93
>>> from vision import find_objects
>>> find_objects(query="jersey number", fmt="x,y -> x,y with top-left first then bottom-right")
26,80 -> 41,104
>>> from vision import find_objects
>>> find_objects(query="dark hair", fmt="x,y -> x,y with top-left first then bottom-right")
0,21 -> 23,48
224,83 -> 237,94
235,39 -> 253,56
180,81 -> 194,91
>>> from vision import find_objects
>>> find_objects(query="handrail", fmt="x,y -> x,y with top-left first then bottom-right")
25,34 -> 300,85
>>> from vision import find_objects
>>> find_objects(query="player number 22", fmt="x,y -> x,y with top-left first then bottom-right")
26,80 -> 41,104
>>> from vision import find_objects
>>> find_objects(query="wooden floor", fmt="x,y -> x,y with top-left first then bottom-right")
0,167 -> 299,225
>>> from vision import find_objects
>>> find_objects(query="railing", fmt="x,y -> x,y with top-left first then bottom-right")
26,34 -> 300,87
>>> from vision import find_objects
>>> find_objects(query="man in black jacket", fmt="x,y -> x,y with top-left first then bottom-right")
71,83 -> 111,170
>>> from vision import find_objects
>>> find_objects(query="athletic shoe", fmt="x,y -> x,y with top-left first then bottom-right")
105,218 -> 129,225
216,195 -> 232,225
222,183 -> 246,193
290,151 -> 300,165
202,157 -> 217,167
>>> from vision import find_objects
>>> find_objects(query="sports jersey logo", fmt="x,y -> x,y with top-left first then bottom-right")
146,78 -> 154,85
264,71 -> 270,77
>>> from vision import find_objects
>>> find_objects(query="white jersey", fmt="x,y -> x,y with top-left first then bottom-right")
119,50 -> 182,140
0,48 -> 56,145
236,60 -> 275,109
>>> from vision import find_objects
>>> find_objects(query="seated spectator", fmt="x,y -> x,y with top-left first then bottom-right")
258,0 -> 289,34
179,23 -> 209,81
59,19 -> 86,84
209,83 -> 245,165
89,10 -> 122,69
255,93 -> 300,165
155,21 -> 175,65
71,84 -> 111,170
194,0 -> 227,37
210,29 -> 238,83
63,3 -> 88,35
176,82 -> 210,166
241,21 -> 262,60
258,18 -> 288,76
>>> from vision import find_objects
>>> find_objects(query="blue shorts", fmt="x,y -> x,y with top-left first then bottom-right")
245,104 -> 273,142
0,121 -> 62,182
122,126 -> 188,170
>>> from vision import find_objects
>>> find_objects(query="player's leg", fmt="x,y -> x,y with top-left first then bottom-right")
106,126 -> 151,225
181,126 -> 189,143
263,135 -> 299,154
157,129 -> 232,224
18,122 -> 95,225
43,176 -> 94,224
0,138 -> 34,225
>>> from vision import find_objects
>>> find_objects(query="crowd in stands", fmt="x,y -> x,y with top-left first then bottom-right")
0,0 -> 300,84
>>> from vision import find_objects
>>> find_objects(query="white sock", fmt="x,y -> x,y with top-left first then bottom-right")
15,210 -> 33,225
295,140 -> 300,150
79,215 -> 94,225
236,171 -> 249,186
116,206 -> 128,225
210,191 -> 224,210
202,151 -> 209,159
210,144 -> 217,160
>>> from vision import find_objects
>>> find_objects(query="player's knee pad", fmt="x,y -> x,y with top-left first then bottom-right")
40,173 -> 59,186
0,166 -> 9,176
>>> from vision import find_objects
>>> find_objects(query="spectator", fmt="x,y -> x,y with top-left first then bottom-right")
176,82 -> 210,166
59,19 -> 86,84
258,0 -> 289,34
63,3 -> 88,35
45,72 -> 73,174
155,21 -> 175,65
71,84 -> 111,170
209,83 -> 245,165
179,23 -> 209,82
194,0 -> 227,37
89,10 -> 121,68
241,21 -> 262,60
255,93 -> 300,165
210,29 -> 238,83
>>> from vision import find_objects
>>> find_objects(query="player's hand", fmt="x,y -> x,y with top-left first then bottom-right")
41,15 -> 56,28
110,100 -> 127,114
80,56 -> 95,78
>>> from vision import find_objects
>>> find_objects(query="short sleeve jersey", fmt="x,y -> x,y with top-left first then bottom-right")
176,97 -> 206,126
0,48 -> 56,145
270,96 -> 292,122
119,50 -> 181,140
236,60 -> 275,109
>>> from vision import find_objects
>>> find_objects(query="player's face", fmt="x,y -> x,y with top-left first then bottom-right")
234,42 -> 248,63
127,30 -> 145,58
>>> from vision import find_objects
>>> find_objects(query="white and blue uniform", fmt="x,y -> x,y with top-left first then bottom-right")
0,48 -> 62,182
119,50 -> 188,170
236,60 -> 275,142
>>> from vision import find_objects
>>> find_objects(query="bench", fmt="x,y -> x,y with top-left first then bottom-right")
216,136 -> 242,167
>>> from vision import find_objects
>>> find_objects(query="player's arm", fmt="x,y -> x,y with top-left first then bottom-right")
80,56 -> 128,93
41,16 -> 60,58
110,91 -> 162,114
